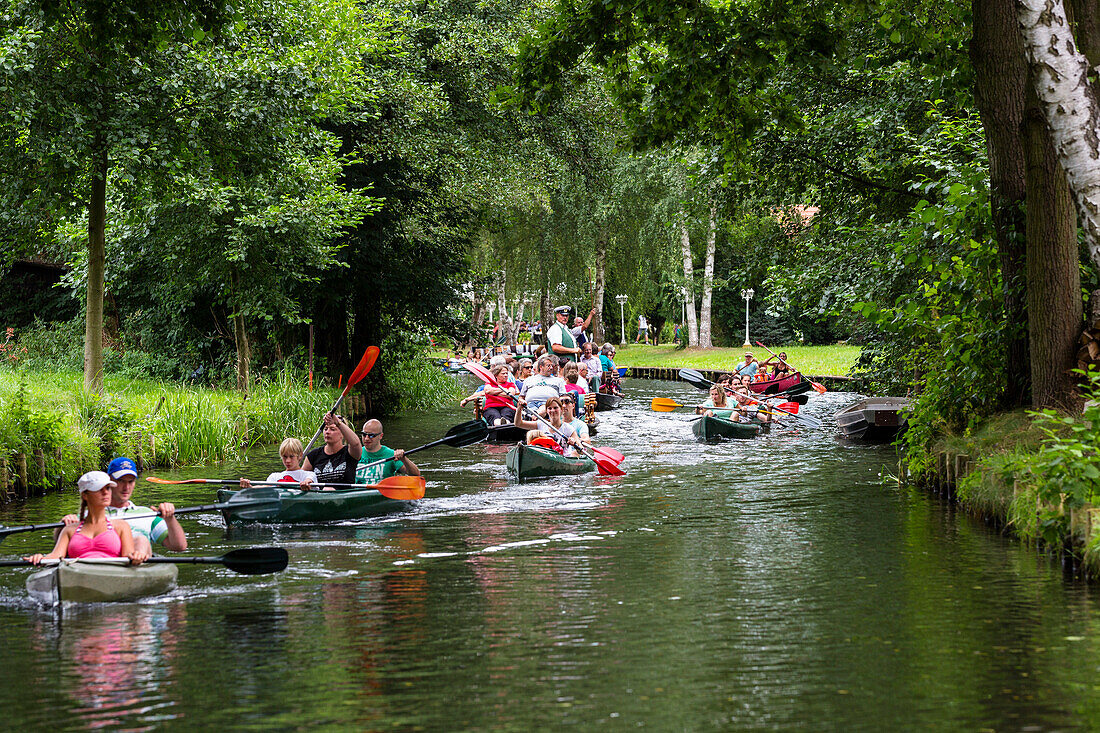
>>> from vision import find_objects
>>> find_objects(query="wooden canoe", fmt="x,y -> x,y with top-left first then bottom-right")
835,397 -> 910,442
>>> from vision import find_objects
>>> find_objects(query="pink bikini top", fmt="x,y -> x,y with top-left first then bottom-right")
67,519 -> 123,559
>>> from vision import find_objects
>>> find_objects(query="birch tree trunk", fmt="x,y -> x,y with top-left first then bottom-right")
592,224 -> 608,344
679,214 -> 699,346
697,201 -> 717,349
1016,0 -> 1100,267
496,268 -> 515,351
230,269 -> 252,393
83,145 -> 107,394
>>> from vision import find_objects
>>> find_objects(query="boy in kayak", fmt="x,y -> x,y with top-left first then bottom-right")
59,457 -> 187,553
356,419 -> 422,485
239,438 -> 318,490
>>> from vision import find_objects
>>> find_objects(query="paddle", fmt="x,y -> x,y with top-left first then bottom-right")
356,419 -> 488,472
755,342 -> 827,394
302,346 -> 380,455
677,369 -> 822,428
0,488 -> 282,545
147,474 -> 425,501
650,397 -> 793,422
2,547 -> 289,575
462,362 -> 626,472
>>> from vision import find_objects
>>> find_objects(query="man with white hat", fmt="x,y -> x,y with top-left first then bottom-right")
547,305 -> 582,363
60,456 -> 187,553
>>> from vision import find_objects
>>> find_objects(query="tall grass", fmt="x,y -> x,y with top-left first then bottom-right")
387,354 -> 464,410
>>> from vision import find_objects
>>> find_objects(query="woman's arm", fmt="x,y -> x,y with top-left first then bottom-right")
513,397 -> 537,430
337,418 -> 363,460
25,526 -> 75,564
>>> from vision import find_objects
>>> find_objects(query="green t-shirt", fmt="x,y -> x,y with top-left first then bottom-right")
356,446 -> 400,485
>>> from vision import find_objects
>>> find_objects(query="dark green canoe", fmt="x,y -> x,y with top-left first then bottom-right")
216,486 -> 410,524
692,414 -> 762,441
505,444 -> 596,481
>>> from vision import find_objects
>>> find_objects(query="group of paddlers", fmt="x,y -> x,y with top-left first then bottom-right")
696,373 -> 781,423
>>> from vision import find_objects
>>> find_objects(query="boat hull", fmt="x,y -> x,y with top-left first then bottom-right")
506,444 -> 596,481
594,392 -> 623,411
692,415 -> 762,441
217,486 -> 411,524
27,561 -> 178,604
485,424 -> 528,444
836,397 -> 910,442
749,372 -> 803,394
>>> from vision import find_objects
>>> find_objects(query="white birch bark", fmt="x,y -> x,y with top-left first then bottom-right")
697,201 -> 717,348
1016,0 -> 1100,267
679,214 -> 699,346
496,268 -> 516,350
592,225 -> 608,344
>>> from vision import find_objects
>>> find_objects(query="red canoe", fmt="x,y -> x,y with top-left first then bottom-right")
748,372 -> 803,394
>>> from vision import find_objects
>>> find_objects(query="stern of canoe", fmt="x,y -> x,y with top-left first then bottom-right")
506,444 -> 597,481
692,415 -> 762,441
217,487 -> 410,524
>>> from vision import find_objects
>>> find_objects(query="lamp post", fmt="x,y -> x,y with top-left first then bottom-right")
741,288 -> 754,347
616,294 -> 628,345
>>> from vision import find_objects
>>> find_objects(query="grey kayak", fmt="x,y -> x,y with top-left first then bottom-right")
26,560 -> 178,604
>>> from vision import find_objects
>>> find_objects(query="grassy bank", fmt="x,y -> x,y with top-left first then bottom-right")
0,358 -> 461,488
930,397 -> 1100,576
432,344 -> 861,376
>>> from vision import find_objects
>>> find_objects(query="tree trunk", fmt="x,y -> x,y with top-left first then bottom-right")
539,275 -> 551,346
1023,83 -> 1082,410
697,201 -> 717,348
1016,0 -> 1100,269
83,145 -> 107,394
496,268 -> 515,351
592,224 -> 608,344
230,270 -> 251,393
972,0 -> 1030,407
679,214 -> 699,346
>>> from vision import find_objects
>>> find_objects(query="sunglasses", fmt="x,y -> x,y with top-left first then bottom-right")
360,431 -> 381,438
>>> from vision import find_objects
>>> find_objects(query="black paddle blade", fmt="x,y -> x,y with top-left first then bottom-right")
443,419 -> 490,447
677,368 -> 713,390
220,547 -> 289,575
791,394 -> 810,405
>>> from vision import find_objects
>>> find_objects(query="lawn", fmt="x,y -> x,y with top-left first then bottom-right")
433,344 -> 861,376
611,344 -> 861,376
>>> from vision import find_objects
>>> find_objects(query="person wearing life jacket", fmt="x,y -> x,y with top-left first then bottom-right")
513,395 -> 583,457
26,471 -> 148,565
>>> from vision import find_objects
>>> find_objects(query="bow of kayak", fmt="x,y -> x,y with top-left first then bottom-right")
26,560 -> 179,604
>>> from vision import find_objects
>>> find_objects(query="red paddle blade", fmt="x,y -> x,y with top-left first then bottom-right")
592,446 -> 625,464
595,458 -> 625,476
777,402 -> 798,413
348,346 -> 380,388
462,362 -> 495,384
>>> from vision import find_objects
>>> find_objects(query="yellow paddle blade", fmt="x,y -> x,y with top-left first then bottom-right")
374,475 -> 426,500
650,397 -> 683,412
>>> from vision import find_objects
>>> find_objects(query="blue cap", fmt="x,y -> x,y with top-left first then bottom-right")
107,457 -> 138,479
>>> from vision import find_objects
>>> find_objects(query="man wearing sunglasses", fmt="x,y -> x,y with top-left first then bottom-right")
355,418 -> 422,485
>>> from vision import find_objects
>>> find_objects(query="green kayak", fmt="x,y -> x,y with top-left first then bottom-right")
506,444 -> 597,481
26,560 -> 178,604
216,485 -> 411,524
692,414 -> 762,441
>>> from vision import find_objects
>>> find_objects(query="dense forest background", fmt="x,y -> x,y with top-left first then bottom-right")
2,0 -> 1098,435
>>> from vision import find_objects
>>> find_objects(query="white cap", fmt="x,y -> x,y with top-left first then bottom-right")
489,355 -> 507,367
77,471 -> 116,494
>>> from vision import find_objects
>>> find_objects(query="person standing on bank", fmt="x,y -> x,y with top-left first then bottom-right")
356,419 -> 421,485
303,413 -> 363,486
636,313 -> 649,344
547,305 -> 582,363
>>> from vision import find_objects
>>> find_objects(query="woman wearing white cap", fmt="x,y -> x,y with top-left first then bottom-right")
24,471 -> 148,566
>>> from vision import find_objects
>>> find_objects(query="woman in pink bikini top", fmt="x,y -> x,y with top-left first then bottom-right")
24,471 -> 147,566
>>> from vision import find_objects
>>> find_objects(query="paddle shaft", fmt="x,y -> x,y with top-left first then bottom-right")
0,496 -> 279,542
356,420 -> 487,470
303,346 -> 379,455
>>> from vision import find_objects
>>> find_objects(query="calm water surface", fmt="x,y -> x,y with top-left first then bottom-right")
2,377 -> 1100,730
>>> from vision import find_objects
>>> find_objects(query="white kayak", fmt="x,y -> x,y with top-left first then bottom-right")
26,558 -> 178,604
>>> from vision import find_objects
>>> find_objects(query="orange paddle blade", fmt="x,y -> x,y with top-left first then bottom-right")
811,381 -> 827,394
146,477 -> 210,485
373,475 -> 426,500
348,346 -> 380,388
650,397 -> 682,412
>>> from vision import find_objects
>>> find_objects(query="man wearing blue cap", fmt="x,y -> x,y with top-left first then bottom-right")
59,456 -> 188,553
106,457 -> 188,553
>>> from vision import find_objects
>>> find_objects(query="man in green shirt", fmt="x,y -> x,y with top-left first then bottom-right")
356,419 -> 422,485
547,305 -> 581,362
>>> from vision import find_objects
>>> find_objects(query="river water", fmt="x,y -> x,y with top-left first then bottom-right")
2,377 -> 1099,729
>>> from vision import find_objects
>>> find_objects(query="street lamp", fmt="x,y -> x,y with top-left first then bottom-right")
741,288 -> 754,348
615,294 -> 628,345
